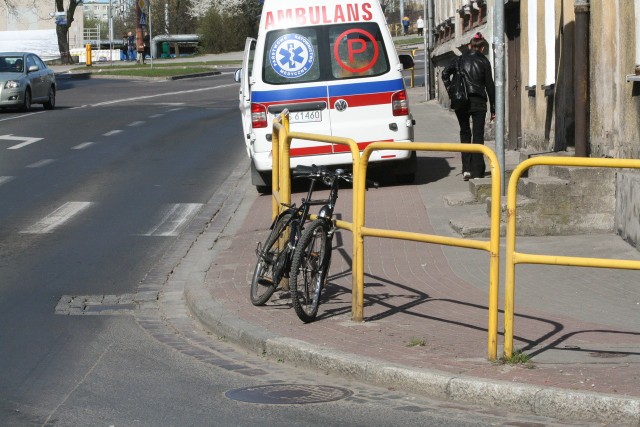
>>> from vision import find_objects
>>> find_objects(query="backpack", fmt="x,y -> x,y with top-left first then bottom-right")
448,57 -> 469,110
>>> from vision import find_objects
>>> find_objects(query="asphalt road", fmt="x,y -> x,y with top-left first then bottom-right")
0,70 -> 589,426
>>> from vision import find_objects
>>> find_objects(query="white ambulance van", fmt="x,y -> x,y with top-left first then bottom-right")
235,0 -> 417,192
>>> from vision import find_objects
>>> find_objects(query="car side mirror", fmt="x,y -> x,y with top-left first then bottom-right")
234,69 -> 242,83
398,54 -> 414,70
28,65 -> 39,72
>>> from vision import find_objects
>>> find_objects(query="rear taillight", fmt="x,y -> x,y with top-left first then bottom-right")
251,103 -> 268,128
391,90 -> 409,116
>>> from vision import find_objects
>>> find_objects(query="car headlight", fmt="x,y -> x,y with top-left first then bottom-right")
4,80 -> 20,89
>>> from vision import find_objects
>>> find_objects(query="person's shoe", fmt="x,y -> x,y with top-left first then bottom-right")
463,172 -> 471,181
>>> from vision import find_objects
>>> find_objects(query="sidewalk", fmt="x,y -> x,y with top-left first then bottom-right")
181,82 -> 640,424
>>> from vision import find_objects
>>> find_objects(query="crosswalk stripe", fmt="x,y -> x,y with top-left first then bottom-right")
0,176 -> 15,186
143,203 -> 203,236
20,202 -> 93,234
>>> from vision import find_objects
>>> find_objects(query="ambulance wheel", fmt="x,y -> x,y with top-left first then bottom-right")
395,172 -> 415,184
394,151 -> 417,184
251,162 -> 272,194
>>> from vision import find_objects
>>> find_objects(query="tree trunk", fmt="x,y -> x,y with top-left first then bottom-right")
55,0 -> 79,65
56,25 -> 73,64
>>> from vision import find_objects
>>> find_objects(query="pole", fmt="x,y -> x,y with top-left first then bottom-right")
428,0 -> 435,98
148,1 -> 153,68
423,0 -> 429,100
400,0 -> 404,35
493,0 -> 506,195
109,0 -> 113,66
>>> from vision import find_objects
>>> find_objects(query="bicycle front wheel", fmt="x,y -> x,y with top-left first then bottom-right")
290,219 -> 330,322
250,212 -> 292,306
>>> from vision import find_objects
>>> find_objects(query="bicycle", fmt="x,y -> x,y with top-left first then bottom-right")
250,165 -> 341,307
289,165 -> 360,322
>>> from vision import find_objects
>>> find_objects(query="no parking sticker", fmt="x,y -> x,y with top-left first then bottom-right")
333,29 -> 379,73
270,34 -> 315,78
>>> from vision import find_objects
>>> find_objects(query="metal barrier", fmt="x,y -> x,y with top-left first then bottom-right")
270,114 -> 503,360
503,156 -> 640,358
355,142 -> 502,360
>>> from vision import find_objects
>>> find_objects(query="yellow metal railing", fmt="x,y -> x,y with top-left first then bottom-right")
503,156 -> 640,358
271,114 -> 503,360
355,142 -> 502,360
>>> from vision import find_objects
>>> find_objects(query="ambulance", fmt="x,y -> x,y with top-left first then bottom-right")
235,0 -> 417,192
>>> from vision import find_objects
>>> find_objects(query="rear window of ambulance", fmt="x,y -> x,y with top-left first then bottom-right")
263,22 -> 390,85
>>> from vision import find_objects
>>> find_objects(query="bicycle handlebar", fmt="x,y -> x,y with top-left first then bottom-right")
292,165 -> 378,189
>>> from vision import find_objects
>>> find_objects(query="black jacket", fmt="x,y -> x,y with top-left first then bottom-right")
442,50 -> 495,114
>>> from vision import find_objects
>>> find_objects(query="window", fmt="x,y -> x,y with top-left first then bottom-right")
262,23 -> 389,85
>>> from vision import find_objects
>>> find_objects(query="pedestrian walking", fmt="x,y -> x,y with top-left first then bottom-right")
402,16 -> 410,36
127,31 -> 136,61
441,32 -> 495,180
142,31 -> 150,64
416,16 -> 424,37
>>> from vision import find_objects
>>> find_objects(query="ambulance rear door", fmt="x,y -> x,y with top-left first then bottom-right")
257,28 -> 333,159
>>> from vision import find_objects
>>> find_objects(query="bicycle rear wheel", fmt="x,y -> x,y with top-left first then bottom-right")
290,218 -> 330,322
250,212 -> 292,306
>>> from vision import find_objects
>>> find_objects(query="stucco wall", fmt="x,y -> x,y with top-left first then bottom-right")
589,1 -> 640,159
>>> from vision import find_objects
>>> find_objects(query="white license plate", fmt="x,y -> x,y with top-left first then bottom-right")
289,110 -> 322,123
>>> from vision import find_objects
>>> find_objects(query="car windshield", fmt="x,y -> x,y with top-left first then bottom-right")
0,56 -> 24,73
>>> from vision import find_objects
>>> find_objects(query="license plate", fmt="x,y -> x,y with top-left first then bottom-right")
289,110 -> 322,123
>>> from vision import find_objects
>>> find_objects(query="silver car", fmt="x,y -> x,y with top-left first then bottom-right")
0,52 -> 56,111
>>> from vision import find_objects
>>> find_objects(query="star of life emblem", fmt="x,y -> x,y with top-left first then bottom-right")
269,34 -> 315,78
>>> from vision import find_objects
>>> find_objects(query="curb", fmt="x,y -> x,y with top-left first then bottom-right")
185,258 -> 640,425
54,70 -> 222,81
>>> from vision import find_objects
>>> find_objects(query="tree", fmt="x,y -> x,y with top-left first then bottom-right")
55,0 -> 81,64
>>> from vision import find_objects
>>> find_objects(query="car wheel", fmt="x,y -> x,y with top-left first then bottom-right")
22,88 -> 32,112
43,86 -> 56,110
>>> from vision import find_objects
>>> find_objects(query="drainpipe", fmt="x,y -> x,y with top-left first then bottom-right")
574,0 -> 590,157
494,0 -> 505,195
635,0 -> 640,75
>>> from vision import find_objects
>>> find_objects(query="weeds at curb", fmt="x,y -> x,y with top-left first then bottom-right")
406,337 -> 426,347
497,349 -> 534,367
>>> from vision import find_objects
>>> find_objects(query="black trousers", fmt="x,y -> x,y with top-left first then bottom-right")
454,95 -> 487,178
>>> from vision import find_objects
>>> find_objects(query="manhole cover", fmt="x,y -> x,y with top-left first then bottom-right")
225,384 -> 352,404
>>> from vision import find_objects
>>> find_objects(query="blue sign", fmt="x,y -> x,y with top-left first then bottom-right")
269,33 -> 315,79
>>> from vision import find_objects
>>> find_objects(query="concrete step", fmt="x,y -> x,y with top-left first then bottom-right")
443,191 -> 479,206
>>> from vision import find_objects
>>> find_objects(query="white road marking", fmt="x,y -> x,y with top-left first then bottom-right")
26,159 -> 55,168
143,203 -> 203,236
149,114 -> 165,119
167,108 -> 185,112
21,202 -> 93,234
90,83 -> 237,108
0,134 -> 44,149
157,103 -> 185,106
103,130 -> 123,136
128,121 -> 145,126
72,142 -> 95,150
0,176 -> 15,186
0,111 -> 46,122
